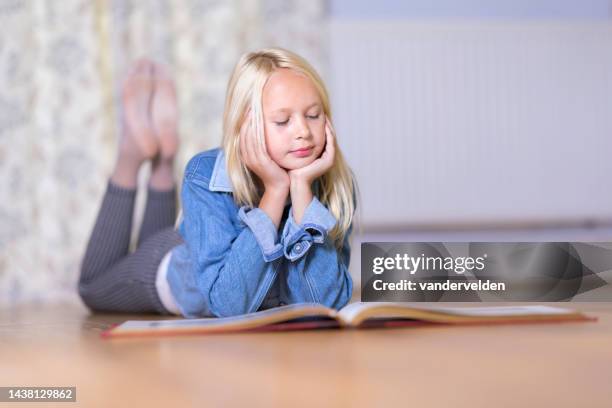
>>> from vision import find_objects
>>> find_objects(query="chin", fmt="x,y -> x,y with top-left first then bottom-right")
281,157 -> 316,171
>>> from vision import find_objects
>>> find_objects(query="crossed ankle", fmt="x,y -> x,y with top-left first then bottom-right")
149,163 -> 176,191
117,148 -> 150,167
152,156 -> 175,168
148,184 -> 177,195
108,179 -> 138,194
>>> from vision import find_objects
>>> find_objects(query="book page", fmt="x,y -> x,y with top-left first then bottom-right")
107,303 -> 334,335
117,317 -> 218,331
337,302 -> 577,325
336,302 -> 390,323
431,305 -> 576,317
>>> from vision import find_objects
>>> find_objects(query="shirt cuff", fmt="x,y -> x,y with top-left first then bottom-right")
281,196 -> 338,262
238,206 -> 284,262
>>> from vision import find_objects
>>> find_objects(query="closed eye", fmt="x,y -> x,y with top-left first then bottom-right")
274,113 -> 319,126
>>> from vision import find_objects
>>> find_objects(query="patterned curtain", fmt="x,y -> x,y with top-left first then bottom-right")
0,0 -> 327,306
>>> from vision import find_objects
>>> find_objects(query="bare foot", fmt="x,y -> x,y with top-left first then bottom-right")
119,59 -> 159,162
151,63 -> 179,161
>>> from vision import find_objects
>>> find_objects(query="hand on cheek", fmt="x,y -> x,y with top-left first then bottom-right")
288,115 -> 335,186
285,116 -> 335,223
239,113 -> 290,193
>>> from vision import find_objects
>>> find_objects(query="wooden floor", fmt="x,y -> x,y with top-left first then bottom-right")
1,301 -> 611,408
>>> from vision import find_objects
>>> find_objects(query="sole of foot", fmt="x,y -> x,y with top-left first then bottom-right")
120,58 -> 159,162
151,63 -> 179,161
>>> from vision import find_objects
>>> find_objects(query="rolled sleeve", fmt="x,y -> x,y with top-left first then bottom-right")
238,206 -> 284,262
281,196 -> 337,262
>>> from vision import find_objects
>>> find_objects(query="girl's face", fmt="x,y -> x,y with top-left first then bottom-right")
261,68 -> 326,170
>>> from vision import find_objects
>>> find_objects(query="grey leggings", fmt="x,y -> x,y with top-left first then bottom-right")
77,180 -> 184,315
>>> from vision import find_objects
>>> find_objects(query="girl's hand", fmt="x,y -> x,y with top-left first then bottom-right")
239,112 -> 290,193
288,115 -> 336,185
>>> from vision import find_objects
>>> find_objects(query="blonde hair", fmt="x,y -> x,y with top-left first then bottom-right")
222,47 -> 359,249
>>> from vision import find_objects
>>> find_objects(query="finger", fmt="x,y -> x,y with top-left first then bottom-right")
326,117 -> 336,139
239,126 -> 247,166
257,133 -> 271,161
248,118 -> 260,161
251,119 -> 269,162
239,117 -> 247,160
247,117 -> 264,170
240,116 -> 253,167
328,125 -> 336,150
245,116 -> 258,164
324,120 -> 336,161
324,120 -> 334,148
253,122 -> 273,168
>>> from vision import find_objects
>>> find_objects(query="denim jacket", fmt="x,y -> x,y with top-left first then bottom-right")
166,147 -> 354,318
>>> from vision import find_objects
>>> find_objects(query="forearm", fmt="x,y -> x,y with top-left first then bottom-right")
289,177 -> 313,224
259,186 -> 289,229
284,242 -> 353,309
207,227 -> 281,317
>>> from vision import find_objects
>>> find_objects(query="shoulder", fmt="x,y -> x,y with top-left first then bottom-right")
183,147 -> 222,184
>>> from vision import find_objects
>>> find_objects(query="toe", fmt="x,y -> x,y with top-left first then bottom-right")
129,58 -> 154,83
153,62 -> 175,88
135,57 -> 153,72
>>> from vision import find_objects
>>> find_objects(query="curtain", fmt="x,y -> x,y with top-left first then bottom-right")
0,0 -> 327,305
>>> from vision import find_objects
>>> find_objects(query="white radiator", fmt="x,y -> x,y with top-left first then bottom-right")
329,20 -> 612,228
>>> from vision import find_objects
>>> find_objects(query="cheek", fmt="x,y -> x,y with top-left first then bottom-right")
313,122 -> 326,143
264,129 -> 285,158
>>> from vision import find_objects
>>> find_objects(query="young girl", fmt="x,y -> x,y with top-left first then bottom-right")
78,48 -> 358,318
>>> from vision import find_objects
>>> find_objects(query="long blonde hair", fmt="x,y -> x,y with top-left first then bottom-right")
222,47 -> 359,249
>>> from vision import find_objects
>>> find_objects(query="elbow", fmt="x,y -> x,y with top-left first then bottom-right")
203,261 -> 268,318
335,274 -> 354,309
209,305 -> 246,318
208,287 -> 253,318
321,271 -> 353,311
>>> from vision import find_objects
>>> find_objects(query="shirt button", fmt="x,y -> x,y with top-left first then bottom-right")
295,243 -> 302,252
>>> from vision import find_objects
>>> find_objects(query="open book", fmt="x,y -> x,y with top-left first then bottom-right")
101,302 -> 594,339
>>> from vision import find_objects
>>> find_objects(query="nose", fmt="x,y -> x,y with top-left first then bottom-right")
294,117 -> 311,140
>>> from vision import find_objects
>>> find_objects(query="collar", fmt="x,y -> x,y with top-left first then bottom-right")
209,149 -> 233,193
210,149 -> 296,206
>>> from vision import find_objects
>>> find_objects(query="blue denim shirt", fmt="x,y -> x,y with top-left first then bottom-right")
166,147 -> 354,318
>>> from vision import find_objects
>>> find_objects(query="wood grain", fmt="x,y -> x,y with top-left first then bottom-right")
1,302 -> 611,407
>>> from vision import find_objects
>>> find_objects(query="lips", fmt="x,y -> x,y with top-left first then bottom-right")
291,146 -> 314,153
290,146 -> 314,158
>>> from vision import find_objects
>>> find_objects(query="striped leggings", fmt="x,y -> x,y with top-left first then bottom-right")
77,180 -> 184,315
